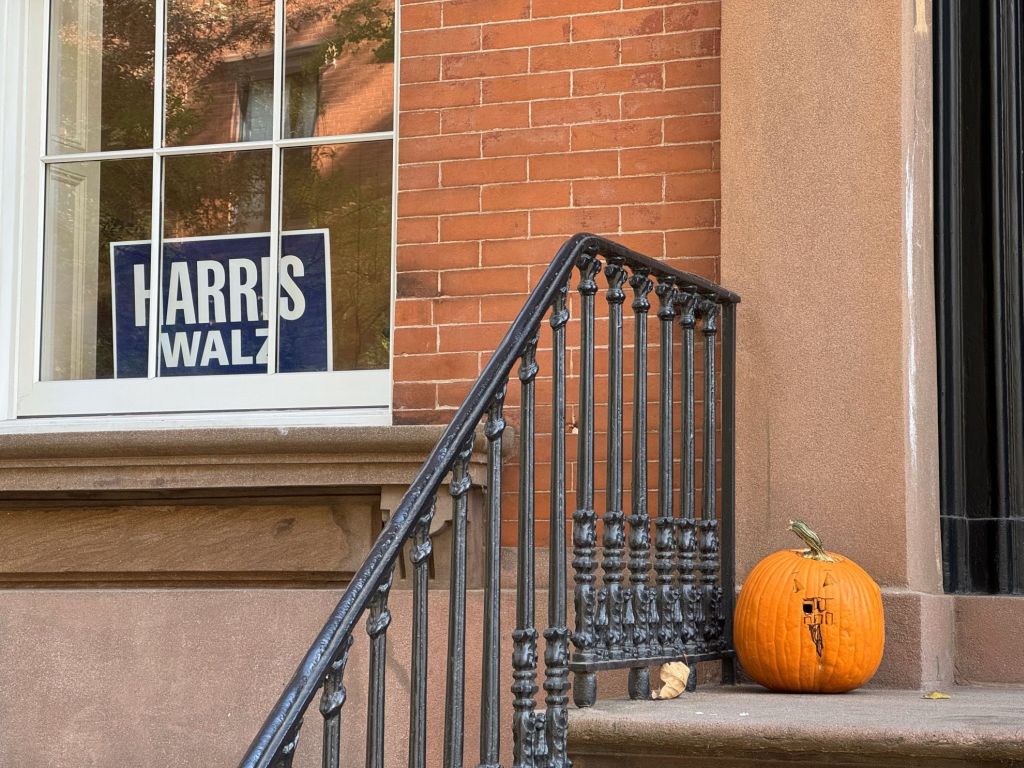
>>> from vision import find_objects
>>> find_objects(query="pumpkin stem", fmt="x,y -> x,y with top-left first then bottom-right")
788,519 -> 836,562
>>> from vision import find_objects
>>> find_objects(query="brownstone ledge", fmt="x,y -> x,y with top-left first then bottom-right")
0,424 -> 490,493
568,685 -> 1024,767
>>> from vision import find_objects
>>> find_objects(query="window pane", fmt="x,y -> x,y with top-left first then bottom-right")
41,158 -> 152,381
282,141 -> 392,370
285,0 -> 395,139
47,0 -> 155,154
164,150 -> 272,237
165,0 -> 276,147
159,151 -> 275,377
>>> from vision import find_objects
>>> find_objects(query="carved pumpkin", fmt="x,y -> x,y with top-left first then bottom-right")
734,520 -> 884,693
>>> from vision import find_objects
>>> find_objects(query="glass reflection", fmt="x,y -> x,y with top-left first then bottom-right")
163,150 -> 272,237
282,140 -> 392,370
47,0 -> 155,154
285,0 -> 395,138
164,0 -> 276,146
41,158 -> 152,380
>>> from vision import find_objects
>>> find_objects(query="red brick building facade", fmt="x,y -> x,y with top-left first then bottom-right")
394,0 -> 721,422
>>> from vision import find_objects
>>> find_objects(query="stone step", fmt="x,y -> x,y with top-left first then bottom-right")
567,684 -> 1024,768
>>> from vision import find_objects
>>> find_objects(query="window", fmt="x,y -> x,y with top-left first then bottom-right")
3,0 -> 396,419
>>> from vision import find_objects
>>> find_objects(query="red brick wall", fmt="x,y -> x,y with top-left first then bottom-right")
394,0 -> 720,414
392,0 -> 721,541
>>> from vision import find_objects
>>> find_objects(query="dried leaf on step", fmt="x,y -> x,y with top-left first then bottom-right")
651,661 -> 690,700
922,691 -> 951,700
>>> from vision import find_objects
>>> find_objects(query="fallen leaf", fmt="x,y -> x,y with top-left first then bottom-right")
922,691 -> 951,700
651,661 -> 690,700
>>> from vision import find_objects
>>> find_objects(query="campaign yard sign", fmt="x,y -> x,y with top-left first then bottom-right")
111,230 -> 332,377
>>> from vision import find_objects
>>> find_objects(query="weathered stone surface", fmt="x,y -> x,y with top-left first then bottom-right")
0,424 -> 488,491
569,685 -> 1024,767
0,493 -> 378,585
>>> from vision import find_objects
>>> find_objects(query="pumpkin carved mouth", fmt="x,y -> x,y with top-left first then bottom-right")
802,594 -> 834,657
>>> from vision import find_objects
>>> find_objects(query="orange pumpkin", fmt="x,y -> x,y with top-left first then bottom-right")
734,520 -> 884,693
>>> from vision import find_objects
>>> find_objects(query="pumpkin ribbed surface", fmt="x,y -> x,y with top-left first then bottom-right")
734,533 -> 884,693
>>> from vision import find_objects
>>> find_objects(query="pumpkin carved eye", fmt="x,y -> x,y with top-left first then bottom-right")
823,572 -> 835,587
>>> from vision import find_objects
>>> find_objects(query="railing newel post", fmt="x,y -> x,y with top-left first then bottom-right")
721,301 -> 738,683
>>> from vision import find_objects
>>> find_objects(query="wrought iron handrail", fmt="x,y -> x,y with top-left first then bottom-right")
238,232 -> 739,768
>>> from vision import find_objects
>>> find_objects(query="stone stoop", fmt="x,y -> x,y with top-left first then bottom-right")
566,685 -> 1024,768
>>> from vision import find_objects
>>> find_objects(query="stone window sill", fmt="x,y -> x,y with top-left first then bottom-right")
0,424 -> 488,494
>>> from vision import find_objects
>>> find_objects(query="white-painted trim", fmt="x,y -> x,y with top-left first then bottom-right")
14,1 -> 47,408
388,0 -> 401,424
264,0 -> 286,375
147,0 -> 168,379
17,369 -> 391,416
0,0 -> 24,421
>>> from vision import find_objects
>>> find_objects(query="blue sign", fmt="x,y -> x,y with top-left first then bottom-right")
111,230 -> 332,377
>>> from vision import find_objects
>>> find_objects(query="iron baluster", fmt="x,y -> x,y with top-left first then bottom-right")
698,301 -> 722,652
676,292 -> 701,657
512,332 -> 541,768
654,280 -> 680,653
720,303 -> 738,683
544,284 -> 572,768
601,259 -> 628,662
320,635 -> 354,768
571,249 -> 602,708
444,441 -> 474,768
626,270 -> 654,700
366,571 -> 394,768
408,499 -> 436,768
479,389 -> 506,768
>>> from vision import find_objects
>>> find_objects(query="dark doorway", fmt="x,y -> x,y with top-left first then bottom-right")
935,0 -> 1023,594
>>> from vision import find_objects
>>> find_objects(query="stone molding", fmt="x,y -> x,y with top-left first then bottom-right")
0,424 -> 490,494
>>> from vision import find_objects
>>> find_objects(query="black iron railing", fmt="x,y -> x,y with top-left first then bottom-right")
238,233 -> 739,768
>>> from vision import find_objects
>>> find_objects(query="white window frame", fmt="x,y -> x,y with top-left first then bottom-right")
0,0 -> 398,430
